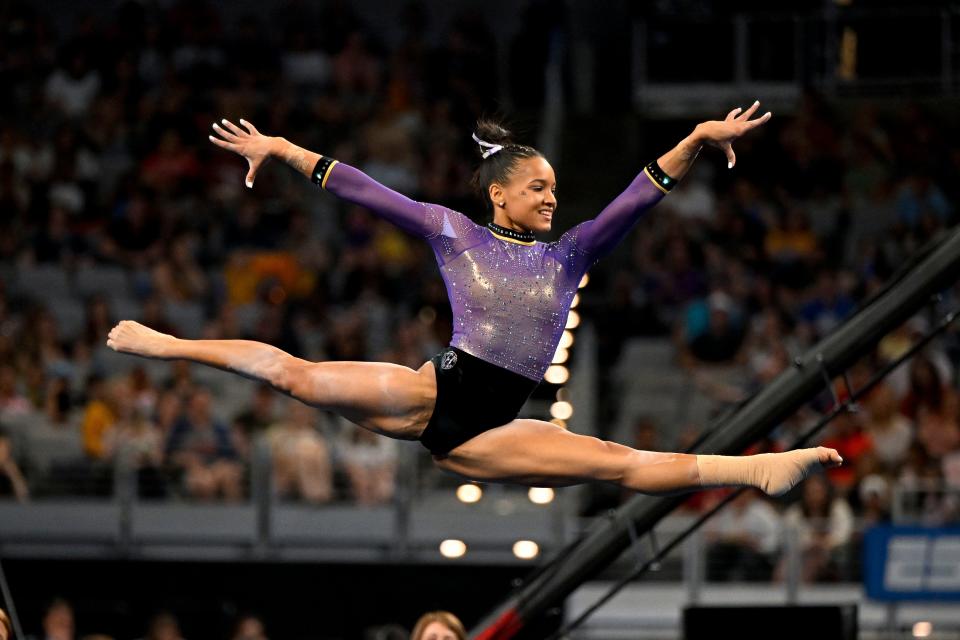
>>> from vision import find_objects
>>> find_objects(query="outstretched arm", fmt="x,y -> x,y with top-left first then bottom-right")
209,119 -> 438,239
574,101 -> 771,259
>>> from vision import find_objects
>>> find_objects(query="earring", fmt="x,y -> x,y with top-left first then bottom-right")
499,201 -> 505,208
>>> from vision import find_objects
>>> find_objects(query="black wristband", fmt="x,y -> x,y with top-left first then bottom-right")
644,160 -> 678,192
311,156 -> 337,188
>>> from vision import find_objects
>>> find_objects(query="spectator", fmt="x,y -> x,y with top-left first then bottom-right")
862,384 -> 913,473
267,400 -> 333,503
80,375 -> 118,461
110,389 -> 165,498
0,607 -> 11,640
230,614 -> 267,640
34,598 -> 74,640
0,364 -> 31,415
233,383 -> 278,448
819,413 -> 872,493
857,473 -> 892,527
45,45 -> 101,119
152,234 -> 208,303
339,422 -> 397,506
704,490 -> 781,582
899,354 -> 951,420
137,612 -> 185,640
165,388 -> 244,501
776,473 -> 854,583
410,611 -> 466,640
681,291 -> 746,367
798,270 -> 855,339
0,430 -> 29,502
44,376 -> 72,427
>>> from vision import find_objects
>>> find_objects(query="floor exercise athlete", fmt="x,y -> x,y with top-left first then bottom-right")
108,102 -> 841,497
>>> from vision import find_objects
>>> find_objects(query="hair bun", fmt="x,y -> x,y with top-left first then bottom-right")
473,119 -> 513,149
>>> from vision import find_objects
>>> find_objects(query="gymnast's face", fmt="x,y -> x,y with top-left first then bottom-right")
490,156 -> 557,235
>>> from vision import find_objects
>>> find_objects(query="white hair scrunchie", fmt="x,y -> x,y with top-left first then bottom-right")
472,132 -> 503,159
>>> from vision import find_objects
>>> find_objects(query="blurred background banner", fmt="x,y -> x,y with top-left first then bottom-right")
863,525 -> 960,601
1,0 -> 959,638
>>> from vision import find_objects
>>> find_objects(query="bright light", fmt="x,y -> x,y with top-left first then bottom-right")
559,330 -> 574,349
550,400 -> 573,420
513,540 -> 540,560
544,365 -> 569,384
913,622 -> 933,638
550,418 -> 567,428
456,483 -> 482,504
565,311 -> 580,329
553,347 -> 569,364
579,274 -> 589,289
528,487 -> 555,504
571,293 -> 581,308
439,539 -> 467,558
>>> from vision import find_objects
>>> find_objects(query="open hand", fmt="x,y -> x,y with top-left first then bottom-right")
695,101 -> 771,169
209,118 -> 274,188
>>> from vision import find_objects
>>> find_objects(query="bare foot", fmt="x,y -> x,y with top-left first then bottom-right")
106,320 -> 177,359
761,446 -> 843,497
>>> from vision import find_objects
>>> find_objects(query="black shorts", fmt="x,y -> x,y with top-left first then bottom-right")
419,347 -> 540,456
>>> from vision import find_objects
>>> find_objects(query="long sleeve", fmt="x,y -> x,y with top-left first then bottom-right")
322,162 -> 441,239
572,169 -> 666,260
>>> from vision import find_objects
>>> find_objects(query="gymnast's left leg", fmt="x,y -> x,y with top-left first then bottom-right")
434,419 -> 842,497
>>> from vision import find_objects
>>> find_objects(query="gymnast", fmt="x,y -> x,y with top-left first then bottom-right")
107,101 -> 841,496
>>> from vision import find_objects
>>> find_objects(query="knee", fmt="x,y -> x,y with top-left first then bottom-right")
275,358 -> 315,398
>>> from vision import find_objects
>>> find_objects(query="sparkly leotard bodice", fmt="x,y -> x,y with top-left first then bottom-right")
324,163 -> 666,380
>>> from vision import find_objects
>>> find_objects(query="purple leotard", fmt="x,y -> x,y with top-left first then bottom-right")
325,162 -> 666,381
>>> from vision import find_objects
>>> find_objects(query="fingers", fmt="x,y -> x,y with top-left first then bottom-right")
725,107 -> 742,122
245,157 -> 260,189
746,110 -> 773,129
723,143 -> 736,169
219,118 -> 246,137
239,118 -> 259,135
208,134 -> 239,152
211,122 -> 240,142
737,100 -> 761,121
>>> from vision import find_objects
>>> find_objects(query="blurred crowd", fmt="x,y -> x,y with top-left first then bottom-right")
0,0 -> 959,588
0,0 -> 512,505
3,600 -> 464,640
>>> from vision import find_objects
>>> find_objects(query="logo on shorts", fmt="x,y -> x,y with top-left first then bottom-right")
440,350 -> 458,370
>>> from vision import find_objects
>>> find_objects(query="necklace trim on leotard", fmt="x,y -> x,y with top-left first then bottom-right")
487,222 -> 536,245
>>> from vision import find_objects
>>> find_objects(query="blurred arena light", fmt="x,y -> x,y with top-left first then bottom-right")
528,487 -> 555,505
512,540 -> 540,560
559,330 -> 574,349
544,365 -> 569,384
571,293 -> 580,308
565,310 -> 580,329
550,400 -> 573,420
912,622 -> 933,638
578,274 -> 589,288
552,346 -> 569,364
456,483 -> 482,504
439,539 -> 467,559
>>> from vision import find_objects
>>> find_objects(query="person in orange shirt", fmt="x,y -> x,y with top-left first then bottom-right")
80,374 -> 118,461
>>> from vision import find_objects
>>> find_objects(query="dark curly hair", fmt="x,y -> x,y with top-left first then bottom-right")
469,119 -> 543,215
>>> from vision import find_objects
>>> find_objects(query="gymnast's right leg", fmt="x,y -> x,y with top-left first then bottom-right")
106,320 -> 436,439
